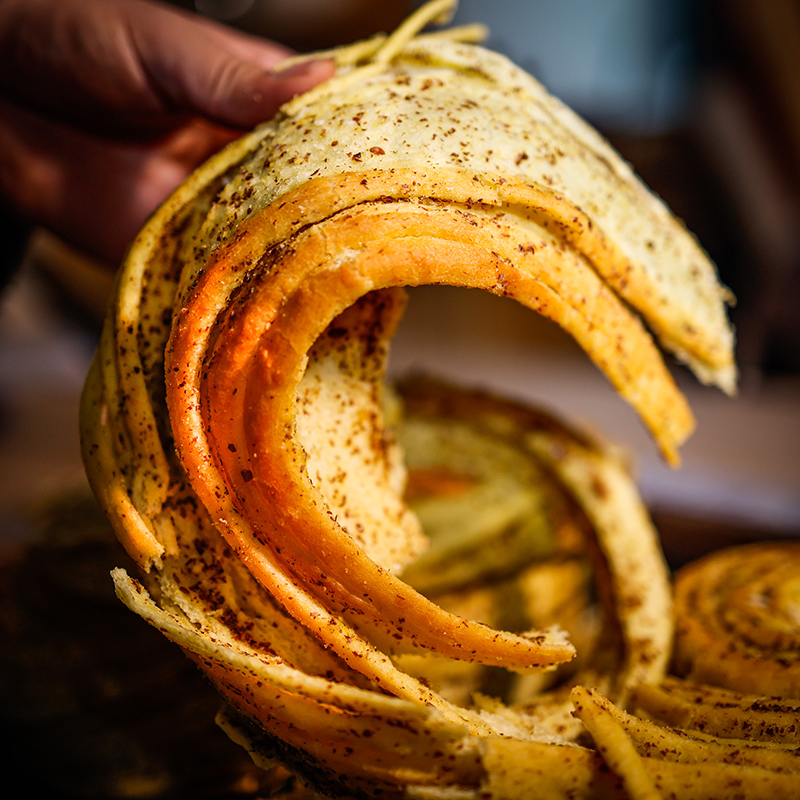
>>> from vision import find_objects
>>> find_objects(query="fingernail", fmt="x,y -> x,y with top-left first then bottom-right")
275,58 -> 333,79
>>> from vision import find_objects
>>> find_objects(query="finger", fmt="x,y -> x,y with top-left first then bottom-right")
128,4 -> 337,129
0,94 -> 233,265
134,13 -> 337,130
0,0 -> 334,135
199,58 -> 337,130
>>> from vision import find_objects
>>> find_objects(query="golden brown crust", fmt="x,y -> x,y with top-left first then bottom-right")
171,168 -> 695,465
108,369 -> 676,792
210,25 -> 735,394
77,4 -> 743,796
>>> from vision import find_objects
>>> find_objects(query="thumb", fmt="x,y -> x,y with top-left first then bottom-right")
132,6 -> 336,129
182,56 -> 336,130
0,0 -> 336,134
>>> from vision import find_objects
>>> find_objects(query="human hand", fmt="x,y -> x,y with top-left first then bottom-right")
0,0 -> 334,266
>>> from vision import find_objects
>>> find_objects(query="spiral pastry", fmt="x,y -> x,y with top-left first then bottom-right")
611,545 -> 800,799
672,541 -> 800,698
80,1 -> 737,796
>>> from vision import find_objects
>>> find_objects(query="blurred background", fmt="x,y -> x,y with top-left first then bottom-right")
1,1 -> 799,795
1,0 -> 799,564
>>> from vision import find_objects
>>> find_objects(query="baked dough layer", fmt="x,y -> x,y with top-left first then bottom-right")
80,2 -> 738,795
